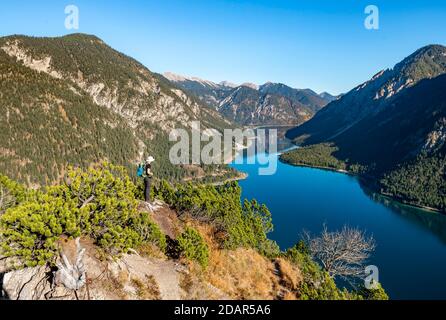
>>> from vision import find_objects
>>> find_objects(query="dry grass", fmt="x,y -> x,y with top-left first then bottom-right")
100,270 -> 129,300
138,243 -> 166,259
179,271 -> 195,294
177,218 -> 299,300
205,247 -> 280,300
283,291 -> 298,300
131,275 -> 161,300
275,258 -> 302,291
150,206 -> 183,239
132,206 -> 302,301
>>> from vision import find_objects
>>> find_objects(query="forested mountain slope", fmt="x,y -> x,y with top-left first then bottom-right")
286,45 -> 446,144
283,45 -> 446,211
0,34 -> 232,186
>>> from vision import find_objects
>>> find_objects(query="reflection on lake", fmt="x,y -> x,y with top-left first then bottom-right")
364,188 -> 446,245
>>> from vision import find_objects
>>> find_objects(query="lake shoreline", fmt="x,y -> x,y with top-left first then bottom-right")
234,143 -> 446,299
211,172 -> 249,186
278,158 -> 444,214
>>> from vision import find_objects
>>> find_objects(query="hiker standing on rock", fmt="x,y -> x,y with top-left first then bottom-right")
138,156 -> 155,203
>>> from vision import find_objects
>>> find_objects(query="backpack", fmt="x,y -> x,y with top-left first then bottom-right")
137,165 -> 144,177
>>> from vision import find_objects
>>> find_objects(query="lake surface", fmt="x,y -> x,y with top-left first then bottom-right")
230,141 -> 446,300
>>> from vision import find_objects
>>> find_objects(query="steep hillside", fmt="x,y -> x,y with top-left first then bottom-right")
164,73 -> 333,126
283,45 -> 446,211
258,83 -> 329,113
0,166 -> 387,300
218,85 -> 309,126
333,74 -> 446,171
0,34 -> 232,186
286,45 -> 446,144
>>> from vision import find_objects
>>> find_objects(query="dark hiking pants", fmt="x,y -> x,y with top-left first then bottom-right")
144,177 -> 152,203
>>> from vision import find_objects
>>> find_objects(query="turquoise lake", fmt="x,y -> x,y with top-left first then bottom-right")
230,142 -> 446,300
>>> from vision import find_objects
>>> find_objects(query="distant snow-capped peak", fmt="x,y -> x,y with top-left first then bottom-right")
163,72 -> 188,82
164,72 -> 261,91
240,82 -> 259,90
219,81 -> 238,88
163,72 -> 219,88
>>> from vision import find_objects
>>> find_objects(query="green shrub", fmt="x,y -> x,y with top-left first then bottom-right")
0,174 -> 30,214
0,163 -> 166,267
358,283 -> 389,300
284,244 -> 350,300
177,227 -> 209,268
135,213 -> 167,253
0,194 -> 79,267
241,199 -> 280,258
46,163 -> 145,254
154,180 -> 279,257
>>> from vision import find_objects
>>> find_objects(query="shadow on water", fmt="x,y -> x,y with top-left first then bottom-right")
359,182 -> 446,245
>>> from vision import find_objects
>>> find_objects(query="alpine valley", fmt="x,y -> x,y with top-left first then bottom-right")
283,44 -> 446,212
1,30 -> 446,302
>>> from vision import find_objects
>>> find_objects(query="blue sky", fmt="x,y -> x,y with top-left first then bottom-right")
1,0 -> 446,94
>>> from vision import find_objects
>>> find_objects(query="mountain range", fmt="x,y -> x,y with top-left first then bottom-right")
285,44 -> 446,211
164,72 -> 336,126
2,33 -> 444,211
0,34 -> 232,186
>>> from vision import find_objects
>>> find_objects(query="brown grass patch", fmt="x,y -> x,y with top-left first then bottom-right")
99,270 -> 128,300
138,243 -> 166,259
205,247 -> 280,300
131,275 -> 161,300
275,258 -> 302,291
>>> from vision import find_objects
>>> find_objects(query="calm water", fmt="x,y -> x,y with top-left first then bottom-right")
230,142 -> 446,300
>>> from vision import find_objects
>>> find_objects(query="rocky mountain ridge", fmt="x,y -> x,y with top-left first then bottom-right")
164,72 -> 335,126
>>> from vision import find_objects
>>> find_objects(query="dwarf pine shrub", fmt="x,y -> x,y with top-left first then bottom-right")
154,180 -> 280,258
0,163 -> 166,267
177,227 -> 209,268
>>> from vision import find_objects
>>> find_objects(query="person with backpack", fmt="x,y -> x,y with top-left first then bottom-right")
137,156 -> 155,203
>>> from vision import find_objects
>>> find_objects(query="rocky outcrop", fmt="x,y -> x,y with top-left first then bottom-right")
424,118 -> 446,152
1,40 -> 62,79
1,242 -> 184,300
1,203 -> 302,301
54,238 -> 87,291
0,35 -> 229,139
2,266 -> 59,300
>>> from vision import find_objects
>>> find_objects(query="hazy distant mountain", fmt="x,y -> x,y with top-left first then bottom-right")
0,34 -> 231,186
285,44 -> 446,211
164,72 -> 334,126
319,92 -> 338,102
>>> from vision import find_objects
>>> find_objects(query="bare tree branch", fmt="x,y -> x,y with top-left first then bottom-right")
306,225 -> 375,280
80,195 -> 95,209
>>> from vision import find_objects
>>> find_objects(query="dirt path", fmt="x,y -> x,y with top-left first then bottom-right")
138,201 -> 183,239
120,254 -> 183,300
128,201 -> 184,299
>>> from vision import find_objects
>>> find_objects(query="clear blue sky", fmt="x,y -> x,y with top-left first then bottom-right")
1,0 -> 446,94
